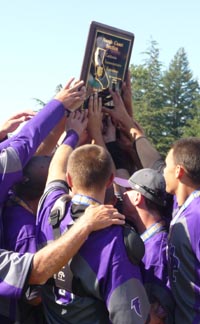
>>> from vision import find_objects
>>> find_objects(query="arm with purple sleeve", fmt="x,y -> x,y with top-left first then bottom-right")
0,99 -> 65,204
0,250 -> 33,298
0,99 -> 64,298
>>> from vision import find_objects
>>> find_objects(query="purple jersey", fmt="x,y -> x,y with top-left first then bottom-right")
0,99 -> 65,301
2,195 -> 46,322
168,193 -> 200,323
3,197 -> 37,253
141,227 -> 175,323
36,181 -> 150,324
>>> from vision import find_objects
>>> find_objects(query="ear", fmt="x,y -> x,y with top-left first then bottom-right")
134,191 -> 143,206
106,173 -> 114,188
128,190 -> 142,207
66,172 -> 73,188
175,165 -> 185,179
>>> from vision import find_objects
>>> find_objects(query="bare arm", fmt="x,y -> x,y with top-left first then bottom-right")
121,70 -> 134,117
87,93 -> 105,147
103,90 -> 163,169
35,115 -> 67,156
46,110 -> 88,184
29,204 -> 125,284
103,89 -> 144,141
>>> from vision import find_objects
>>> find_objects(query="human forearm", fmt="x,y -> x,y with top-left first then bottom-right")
31,204 -> 125,285
29,216 -> 90,285
35,115 -> 67,156
135,136 -> 164,170
47,129 -> 79,183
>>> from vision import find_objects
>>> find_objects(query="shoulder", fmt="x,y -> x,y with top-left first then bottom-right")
37,180 -> 69,216
36,181 -> 70,248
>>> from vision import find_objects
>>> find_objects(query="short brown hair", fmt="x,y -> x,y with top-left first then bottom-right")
171,137 -> 200,184
67,144 -> 113,190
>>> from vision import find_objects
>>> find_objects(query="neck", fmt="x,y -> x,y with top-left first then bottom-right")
72,189 -> 105,205
135,209 -> 162,235
176,183 -> 200,206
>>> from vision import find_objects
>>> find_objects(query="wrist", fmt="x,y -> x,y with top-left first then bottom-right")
75,216 -> 92,238
130,128 -> 143,141
62,129 -> 79,149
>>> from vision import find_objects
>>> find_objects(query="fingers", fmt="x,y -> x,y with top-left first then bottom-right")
69,80 -> 85,92
83,204 -> 126,231
110,210 -> 125,225
103,205 -> 125,222
64,77 -> 75,89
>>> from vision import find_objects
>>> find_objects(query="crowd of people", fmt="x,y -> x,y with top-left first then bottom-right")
0,72 -> 200,324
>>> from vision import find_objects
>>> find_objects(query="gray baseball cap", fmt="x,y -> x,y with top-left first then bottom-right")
114,168 -> 166,206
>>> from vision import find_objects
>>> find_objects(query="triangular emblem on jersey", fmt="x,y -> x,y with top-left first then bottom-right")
131,297 -> 142,317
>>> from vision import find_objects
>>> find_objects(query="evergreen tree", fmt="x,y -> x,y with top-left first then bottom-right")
130,45 -> 200,156
162,47 -> 200,141
131,40 -> 167,156
181,95 -> 200,136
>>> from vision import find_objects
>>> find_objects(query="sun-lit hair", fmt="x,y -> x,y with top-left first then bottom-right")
67,144 -> 113,190
171,137 -> 200,184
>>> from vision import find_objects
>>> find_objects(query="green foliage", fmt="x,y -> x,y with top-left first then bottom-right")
130,41 -> 200,157
33,84 -> 63,110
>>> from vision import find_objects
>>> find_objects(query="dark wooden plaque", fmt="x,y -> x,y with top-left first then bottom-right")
80,21 -> 134,108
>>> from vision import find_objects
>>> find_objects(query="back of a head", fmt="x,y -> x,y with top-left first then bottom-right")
172,137 -> 200,185
67,144 -> 113,191
14,155 -> 52,200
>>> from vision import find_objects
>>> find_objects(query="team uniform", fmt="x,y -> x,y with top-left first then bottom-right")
36,181 -> 150,324
3,196 -> 37,253
140,223 -> 175,323
2,196 -> 47,323
0,99 -> 65,321
168,191 -> 200,323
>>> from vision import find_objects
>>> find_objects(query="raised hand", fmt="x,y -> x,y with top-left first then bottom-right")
66,110 -> 88,138
55,78 -> 86,112
0,110 -> 36,140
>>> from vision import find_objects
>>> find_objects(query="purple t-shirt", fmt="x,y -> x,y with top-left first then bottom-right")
36,182 -> 150,324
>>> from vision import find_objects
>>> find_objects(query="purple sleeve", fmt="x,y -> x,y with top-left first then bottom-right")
0,100 -> 65,204
0,99 -> 65,166
0,249 -> 33,298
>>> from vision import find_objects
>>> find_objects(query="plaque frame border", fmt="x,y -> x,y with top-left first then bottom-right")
80,21 -> 135,106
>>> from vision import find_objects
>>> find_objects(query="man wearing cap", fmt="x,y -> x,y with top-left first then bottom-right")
114,168 -> 175,324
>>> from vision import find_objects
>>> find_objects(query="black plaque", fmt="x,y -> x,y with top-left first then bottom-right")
80,21 -> 134,108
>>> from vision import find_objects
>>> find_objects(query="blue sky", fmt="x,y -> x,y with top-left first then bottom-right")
0,0 -> 199,124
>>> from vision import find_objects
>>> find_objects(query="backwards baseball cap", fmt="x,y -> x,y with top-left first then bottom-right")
114,168 -> 166,206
